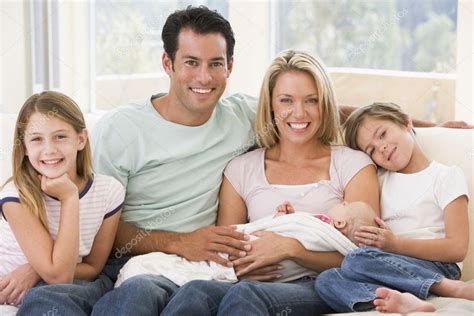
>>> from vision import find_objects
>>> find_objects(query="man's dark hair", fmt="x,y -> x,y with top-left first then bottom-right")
162,5 -> 235,63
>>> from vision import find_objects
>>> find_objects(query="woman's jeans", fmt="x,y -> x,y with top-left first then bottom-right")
162,276 -> 334,316
315,247 -> 461,312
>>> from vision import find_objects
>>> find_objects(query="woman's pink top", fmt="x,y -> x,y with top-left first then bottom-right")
224,146 -> 373,222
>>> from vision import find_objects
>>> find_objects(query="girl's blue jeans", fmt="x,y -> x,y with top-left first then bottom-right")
16,256 -> 129,316
315,247 -> 461,312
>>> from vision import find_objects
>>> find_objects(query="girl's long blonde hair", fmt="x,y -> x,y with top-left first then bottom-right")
5,91 -> 93,229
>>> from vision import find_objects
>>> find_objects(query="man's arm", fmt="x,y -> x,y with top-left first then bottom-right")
113,221 -> 250,267
339,105 -> 473,128
338,105 -> 354,126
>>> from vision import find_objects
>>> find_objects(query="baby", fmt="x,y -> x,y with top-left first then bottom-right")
115,201 -> 377,287
275,200 -> 377,245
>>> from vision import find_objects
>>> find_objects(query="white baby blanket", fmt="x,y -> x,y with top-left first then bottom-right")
115,213 -> 357,287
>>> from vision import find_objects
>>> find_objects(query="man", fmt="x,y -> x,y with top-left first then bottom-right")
90,6 -> 258,315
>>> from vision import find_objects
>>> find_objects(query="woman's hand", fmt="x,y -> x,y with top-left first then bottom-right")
0,264 -> 41,306
232,260 -> 282,281
228,255 -> 282,281
231,231 -> 301,277
354,217 -> 398,252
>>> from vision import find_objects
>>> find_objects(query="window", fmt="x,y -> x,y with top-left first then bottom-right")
270,0 -> 461,123
274,0 -> 458,73
1,0 -> 469,122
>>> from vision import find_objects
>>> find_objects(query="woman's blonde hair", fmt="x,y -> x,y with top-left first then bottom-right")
343,102 -> 410,150
255,50 -> 339,148
5,91 -> 92,229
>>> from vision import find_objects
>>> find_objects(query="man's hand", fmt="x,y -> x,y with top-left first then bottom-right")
0,264 -> 41,306
176,226 -> 251,267
438,120 -> 474,129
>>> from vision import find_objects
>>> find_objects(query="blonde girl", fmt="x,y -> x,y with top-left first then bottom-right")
315,102 -> 472,314
0,91 -> 124,314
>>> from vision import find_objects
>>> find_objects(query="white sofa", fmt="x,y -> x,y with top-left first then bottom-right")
0,114 -> 472,315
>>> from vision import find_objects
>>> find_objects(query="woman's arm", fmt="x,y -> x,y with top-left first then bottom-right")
233,231 -> 343,277
3,174 -> 80,284
288,240 -> 343,271
217,176 -> 248,226
218,176 -> 284,279
74,210 -> 122,281
234,164 -> 380,276
357,195 -> 469,262
343,165 -> 380,215
290,164 -> 380,270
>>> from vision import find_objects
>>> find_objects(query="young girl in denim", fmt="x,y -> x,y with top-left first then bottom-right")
0,91 -> 124,314
315,102 -> 473,313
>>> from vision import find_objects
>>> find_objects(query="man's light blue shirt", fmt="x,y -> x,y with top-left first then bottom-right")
91,93 -> 256,232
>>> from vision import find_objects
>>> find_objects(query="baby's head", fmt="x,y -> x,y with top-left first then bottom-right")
327,201 -> 377,244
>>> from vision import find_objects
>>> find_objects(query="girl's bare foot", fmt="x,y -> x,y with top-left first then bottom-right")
457,282 -> 474,300
374,288 -> 435,313
431,279 -> 474,300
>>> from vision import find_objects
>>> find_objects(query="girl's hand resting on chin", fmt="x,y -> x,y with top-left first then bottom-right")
39,173 -> 79,201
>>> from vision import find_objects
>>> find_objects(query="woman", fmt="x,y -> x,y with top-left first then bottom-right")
162,50 -> 380,315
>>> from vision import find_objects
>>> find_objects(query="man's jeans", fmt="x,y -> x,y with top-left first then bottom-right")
17,257 -> 129,316
162,276 -> 334,316
91,274 -> 179,316
315,247 -> 461,312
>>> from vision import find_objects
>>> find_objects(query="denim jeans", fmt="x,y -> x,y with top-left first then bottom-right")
18,274 -> 113,316
17,256 -> 129,316
162,276 -> 334,316
92,274 -> 179,316
315,247 -> 461,313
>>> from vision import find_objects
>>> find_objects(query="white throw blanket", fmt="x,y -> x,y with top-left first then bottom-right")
115,213 -> 357,287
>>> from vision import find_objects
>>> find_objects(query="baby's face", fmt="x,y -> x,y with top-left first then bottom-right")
326,202 -> 352,236
327,201 -> 377,243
